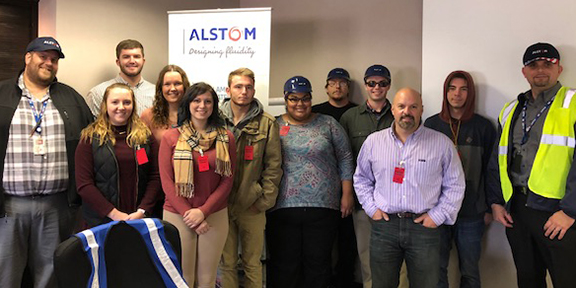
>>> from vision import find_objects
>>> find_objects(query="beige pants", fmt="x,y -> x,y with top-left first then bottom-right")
164,208 -> 229,288
353,209 -> 409,288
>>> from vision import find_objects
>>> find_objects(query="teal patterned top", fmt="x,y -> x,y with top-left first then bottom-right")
273,114 -> 354,211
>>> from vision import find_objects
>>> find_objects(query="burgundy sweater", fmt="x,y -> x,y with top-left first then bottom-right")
75,127 -> 161,217
158,128 -> 236,217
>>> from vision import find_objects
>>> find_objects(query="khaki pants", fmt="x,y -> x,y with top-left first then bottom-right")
221,209 -> 266,288
164,208 -> 228,288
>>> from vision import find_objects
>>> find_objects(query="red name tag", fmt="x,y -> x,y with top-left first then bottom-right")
393,167 -> 405,184
280,125 -> 290,136
198,155 -> 209,172
245,145 -> 254,160
136,148 -> 149,165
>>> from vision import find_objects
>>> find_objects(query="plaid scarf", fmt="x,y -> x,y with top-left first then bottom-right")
174,121 -> 231,198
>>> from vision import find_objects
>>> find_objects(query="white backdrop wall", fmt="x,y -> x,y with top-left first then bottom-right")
240,0 -> 423,116
423,0 -> 576,286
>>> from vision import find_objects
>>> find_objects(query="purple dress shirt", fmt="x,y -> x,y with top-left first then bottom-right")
353,124 -> 465,225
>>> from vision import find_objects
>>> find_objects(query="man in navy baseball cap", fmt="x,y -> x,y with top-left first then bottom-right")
26,36 -> 65,59
312,68 -> 357,122
339,63 -> 395,288
0,35 -> 92,288
312,67 -> 359,287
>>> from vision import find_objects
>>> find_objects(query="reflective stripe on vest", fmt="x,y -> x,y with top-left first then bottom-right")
498,100 -> 519,202
76,219 -> 188,288
498,87 -> 576,202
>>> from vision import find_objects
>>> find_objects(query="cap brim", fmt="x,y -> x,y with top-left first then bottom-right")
524,57 -> 558,66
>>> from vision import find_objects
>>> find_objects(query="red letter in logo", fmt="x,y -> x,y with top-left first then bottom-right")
228,26 -> 242,41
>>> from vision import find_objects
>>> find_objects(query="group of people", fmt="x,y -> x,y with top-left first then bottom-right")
0,35 -> 575,288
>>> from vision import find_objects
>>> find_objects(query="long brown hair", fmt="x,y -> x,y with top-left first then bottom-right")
440,70 -> 476,123
81,83 -> 150,147
151,65 -> 191,128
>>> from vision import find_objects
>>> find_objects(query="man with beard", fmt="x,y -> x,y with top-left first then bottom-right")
220,68 -> 282,288
87,39 -> 154,116
488,42 -> 576,288
354,88 -> 465,288
340,64 -> 394,288
312,68 -> 357,121
311,67 -> 358,287
424,71 -> 496,288
0,37 -> 93,287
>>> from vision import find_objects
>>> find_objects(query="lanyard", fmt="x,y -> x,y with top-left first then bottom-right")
28,98 -> 48,135
448,118 -> 461,147
521,96 -> 554,145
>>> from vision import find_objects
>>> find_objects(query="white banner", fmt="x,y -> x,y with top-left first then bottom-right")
168,8 -> 272,108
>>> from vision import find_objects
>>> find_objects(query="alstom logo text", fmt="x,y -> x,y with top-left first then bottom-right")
189,27 -> 256,41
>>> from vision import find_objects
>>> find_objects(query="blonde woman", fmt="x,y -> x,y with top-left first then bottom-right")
159,82 -> 236,287
75,83 -> 160,228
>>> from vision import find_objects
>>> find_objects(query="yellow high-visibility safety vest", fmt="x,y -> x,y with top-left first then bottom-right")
498,87 -> 576,203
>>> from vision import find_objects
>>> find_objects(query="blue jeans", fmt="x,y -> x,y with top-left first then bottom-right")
370,217 -> 440,288
438,216 -> 484,288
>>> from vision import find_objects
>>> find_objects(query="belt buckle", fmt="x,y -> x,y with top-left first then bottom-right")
397,212 -> 408,218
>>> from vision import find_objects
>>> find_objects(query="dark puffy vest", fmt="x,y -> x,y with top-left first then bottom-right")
82,136 -> 151,227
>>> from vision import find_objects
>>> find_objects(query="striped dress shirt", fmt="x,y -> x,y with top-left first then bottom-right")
86,75 -> 155,117
354,124 -> 465,225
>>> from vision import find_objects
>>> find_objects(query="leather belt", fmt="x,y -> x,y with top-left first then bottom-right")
393,212 -> 423,219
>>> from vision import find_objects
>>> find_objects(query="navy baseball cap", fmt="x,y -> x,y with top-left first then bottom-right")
364,64 -> 391,81
284,76 -> 312,96
327,68 -> 350,81
26,37 -> 65,59
523,42 -> 559,66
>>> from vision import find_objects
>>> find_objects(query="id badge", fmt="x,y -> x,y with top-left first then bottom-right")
244,145 -> 254,160
136,147 -> 149,165
33,135 -> 46,155
393,167 -> 405,184
280,125 -> 290,136
198,155 -> 209,172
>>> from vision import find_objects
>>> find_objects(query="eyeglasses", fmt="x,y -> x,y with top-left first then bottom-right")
286,96 -> 312,104
327,80 -> 349,87
365,80 -> 390,88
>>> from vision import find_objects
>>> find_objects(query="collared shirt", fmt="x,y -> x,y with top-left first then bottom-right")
339,100 -> 394,161
354,124 -> 465,225
510,82 -> 562,187
87,75 -> 155,117
2,75 -> 68,196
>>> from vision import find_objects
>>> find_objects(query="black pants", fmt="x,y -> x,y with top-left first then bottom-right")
266,207 -> 339,288
333,214 -> 358,287
506,192 -> 576,288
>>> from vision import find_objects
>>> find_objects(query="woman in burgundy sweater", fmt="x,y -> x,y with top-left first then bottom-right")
75,83 -> 160,227
159,82 -> 235,287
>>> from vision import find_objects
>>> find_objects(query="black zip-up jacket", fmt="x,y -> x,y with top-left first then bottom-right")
0,77 -> 93,217
425,113 -> 496,218
82,138 -> 152,227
